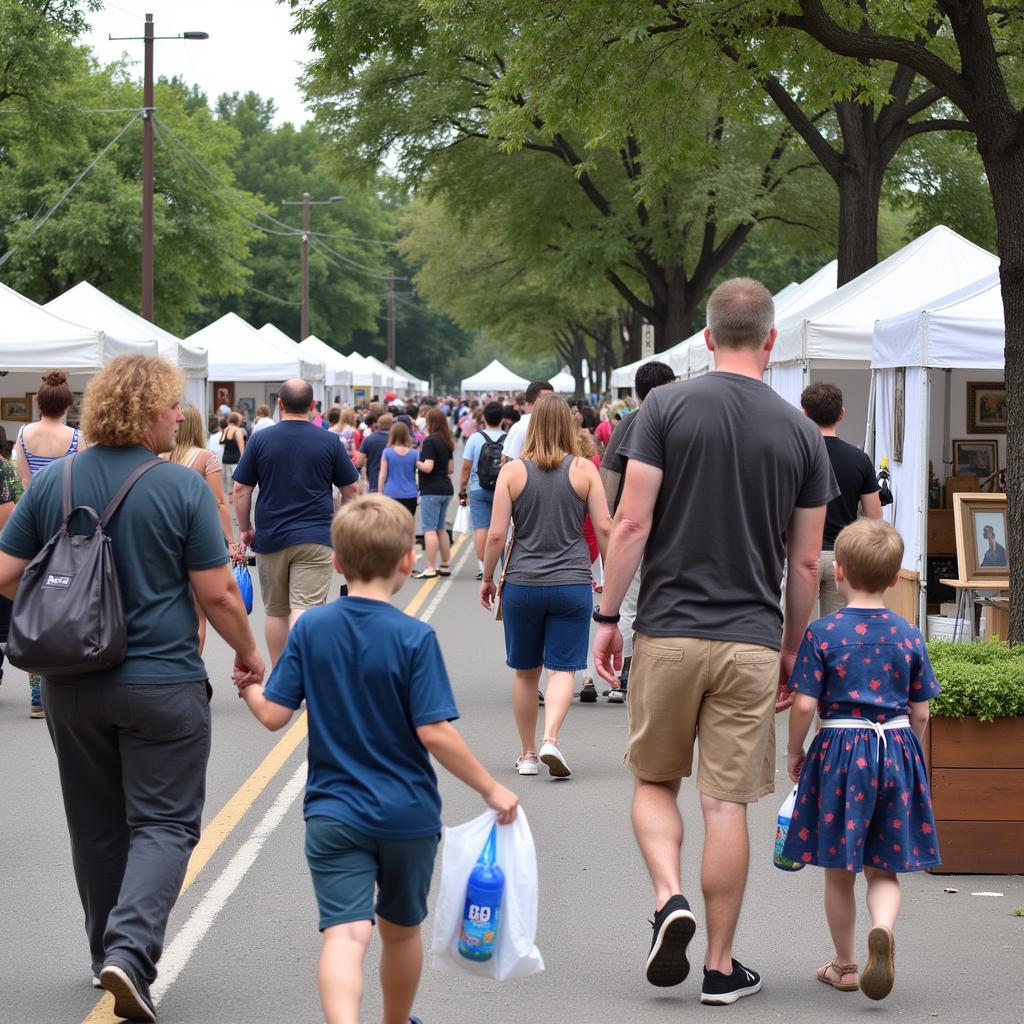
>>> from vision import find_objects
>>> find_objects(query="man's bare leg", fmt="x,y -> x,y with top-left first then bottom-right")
700,792 -> 749,973
632,777 -> 683,910
265,614 -> 290,667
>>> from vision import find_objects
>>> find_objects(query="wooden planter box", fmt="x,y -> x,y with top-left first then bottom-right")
927,716 -> 1024,874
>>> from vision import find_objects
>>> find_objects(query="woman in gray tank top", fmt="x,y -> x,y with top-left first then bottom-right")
480,396 -> 612,779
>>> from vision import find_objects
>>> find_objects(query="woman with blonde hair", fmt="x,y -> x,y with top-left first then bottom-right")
378,420 -> 419,516
164,404 -> 240,651
480,395 -> 611,778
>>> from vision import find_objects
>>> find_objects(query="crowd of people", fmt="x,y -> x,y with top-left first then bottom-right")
0,276 -> 941,1023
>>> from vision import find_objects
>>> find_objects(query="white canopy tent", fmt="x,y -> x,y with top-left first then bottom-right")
298,335 -> 354,405
339,352 -> 384,394
0,282 -> 158,435
45,282 -> 209,416
187,314 -> 322,416
461,359 -> 529,394
550,367 -> 576,393
871,272 -> 1005,624
259,324 -> 326,404
610,261 -> 839,391
393,365 -> 428,394
770,227 -> 998,427
359,354 -> 401,393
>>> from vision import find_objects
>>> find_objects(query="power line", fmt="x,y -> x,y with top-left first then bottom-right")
306,228 -> 398,246
308,235 -> 404,279
247,283 -> 301,307
0,111 -> 141,270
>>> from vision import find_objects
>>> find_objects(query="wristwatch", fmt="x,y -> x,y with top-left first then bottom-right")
592,608 -> 620,624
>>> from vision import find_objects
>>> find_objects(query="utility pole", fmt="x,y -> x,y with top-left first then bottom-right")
386,274 -> 395,367
110,15 -> 208,322
281,194 -> 344,339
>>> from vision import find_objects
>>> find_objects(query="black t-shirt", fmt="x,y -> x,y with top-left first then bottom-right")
620,373 -> 838,650
418,435 -> 454,496
822,436 -> 880,550
601,411 -> 636,513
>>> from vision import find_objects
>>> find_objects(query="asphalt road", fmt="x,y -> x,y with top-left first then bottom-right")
1,535 -> 1021,1024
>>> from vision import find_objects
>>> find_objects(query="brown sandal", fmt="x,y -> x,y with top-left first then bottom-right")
816,959 -> 859,991
860,925 -> 895,1000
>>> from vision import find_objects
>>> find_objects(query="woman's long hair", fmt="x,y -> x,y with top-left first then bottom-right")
521,394 -> 581,471
169,404 -> 206,464
425,407 -> 453,450
387,421 -> 412,448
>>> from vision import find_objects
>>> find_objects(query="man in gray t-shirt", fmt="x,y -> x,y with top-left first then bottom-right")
593,278 -> 837,1004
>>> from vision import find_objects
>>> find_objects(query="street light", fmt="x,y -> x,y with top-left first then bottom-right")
109,14 -> 209,321
280,193 -> 346,340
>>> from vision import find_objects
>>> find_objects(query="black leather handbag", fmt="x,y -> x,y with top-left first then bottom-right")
6,454 -> 163,675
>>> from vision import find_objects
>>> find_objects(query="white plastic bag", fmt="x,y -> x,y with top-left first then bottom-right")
431,808 -> 544,980
452,503 -> 471,535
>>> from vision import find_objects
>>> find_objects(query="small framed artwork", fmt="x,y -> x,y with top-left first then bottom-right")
267,391 -> 279,411
26,392 -> 40,422
212,382 -> 234,413
1,396 -> 31,421
952,439 -> 997,479
67,392 -> 84,424
967,381 -> 1007,433
237,396 -> 256,420
953,492 -> 1009,580
892,367 -> 906,462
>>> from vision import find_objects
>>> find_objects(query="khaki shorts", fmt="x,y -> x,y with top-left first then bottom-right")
817,550 -> 844,617
257,543 -> 333,617
625,634 -> 780,803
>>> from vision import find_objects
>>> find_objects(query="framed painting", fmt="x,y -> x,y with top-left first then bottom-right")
952,439 -> 997,480
892,367 -> 905,463
67,392 -> 84,425
1,396 -> 31,422
237,397 -> 256,421
212,382 -> 234,413
953,492 -> 1009,580
966,381 -> 1007,433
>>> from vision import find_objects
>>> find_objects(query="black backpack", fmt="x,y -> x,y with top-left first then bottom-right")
6,453 -> 164,675
476,432 -> 507,491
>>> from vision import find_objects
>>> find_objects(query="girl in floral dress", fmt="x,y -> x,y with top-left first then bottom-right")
783,519 -> 940,1001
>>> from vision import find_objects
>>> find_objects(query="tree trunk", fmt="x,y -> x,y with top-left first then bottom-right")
835,161 -> 883,286
983,147 -> 1024,644
621,308 -> 643,363
653,269 -> 699,352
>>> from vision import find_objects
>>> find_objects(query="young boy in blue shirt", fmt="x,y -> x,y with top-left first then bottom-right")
237,494 -> 518,1024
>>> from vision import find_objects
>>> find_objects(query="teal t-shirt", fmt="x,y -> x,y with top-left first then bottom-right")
0,445 -> 228,684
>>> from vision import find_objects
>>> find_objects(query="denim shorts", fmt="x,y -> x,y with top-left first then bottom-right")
419,493 -> 451,531
468,488 -> 494,530
501,582 -> 593,671
305,816 -> 439,930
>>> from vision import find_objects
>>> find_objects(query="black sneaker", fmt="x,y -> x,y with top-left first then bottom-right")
578,678 -> 597,703
537,689 -> 545,705
645,894 -> 696,987
701,959 -> 762,1005
100,960 -> 157,1022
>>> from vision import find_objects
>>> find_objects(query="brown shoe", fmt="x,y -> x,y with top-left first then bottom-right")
860,925 -> 895,1000
816,959 -> 859,991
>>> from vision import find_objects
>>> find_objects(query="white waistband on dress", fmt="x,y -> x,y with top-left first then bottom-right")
819,715 -> 911,760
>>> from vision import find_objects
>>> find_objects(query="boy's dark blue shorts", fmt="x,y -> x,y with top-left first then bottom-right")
305,816 -> 440,930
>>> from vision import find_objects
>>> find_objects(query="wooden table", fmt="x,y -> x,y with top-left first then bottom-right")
940,578 -> 1010,641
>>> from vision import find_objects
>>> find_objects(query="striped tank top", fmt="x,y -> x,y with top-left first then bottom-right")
18,426 -> 81,477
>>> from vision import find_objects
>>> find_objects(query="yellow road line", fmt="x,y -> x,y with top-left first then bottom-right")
82,534 -> 466,1022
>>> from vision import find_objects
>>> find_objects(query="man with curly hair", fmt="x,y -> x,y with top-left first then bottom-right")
0,355 -> 264,1023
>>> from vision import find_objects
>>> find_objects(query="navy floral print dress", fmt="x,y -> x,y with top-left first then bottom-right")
782,608 -> 941,873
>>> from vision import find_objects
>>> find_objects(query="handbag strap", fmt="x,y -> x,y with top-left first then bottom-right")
99,458 -> 165,528
497,522 -> 516,586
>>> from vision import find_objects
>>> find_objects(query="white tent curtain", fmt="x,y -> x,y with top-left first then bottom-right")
184,377 -> 206,412
874,366 -> 928,573
769,362 -> 806,410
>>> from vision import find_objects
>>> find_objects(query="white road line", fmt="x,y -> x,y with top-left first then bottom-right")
150,761 -> 308,1006
420,539 -> 475,624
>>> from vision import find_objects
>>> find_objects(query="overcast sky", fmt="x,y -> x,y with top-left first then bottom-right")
83,0 -> 314,126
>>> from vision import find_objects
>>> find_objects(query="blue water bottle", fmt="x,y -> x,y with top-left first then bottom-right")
458,825 -> 505,961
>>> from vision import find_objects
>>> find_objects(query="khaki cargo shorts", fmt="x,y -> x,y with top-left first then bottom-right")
625,634 -> 780,804
257,543 -> 333,617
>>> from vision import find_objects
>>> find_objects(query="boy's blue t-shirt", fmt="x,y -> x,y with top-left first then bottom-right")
264,596 -> 459,839
231,420 -> 358,553
788,608 -> 940,722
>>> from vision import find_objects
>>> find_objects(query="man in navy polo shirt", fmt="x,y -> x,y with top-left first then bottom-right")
233,379 -> 359,665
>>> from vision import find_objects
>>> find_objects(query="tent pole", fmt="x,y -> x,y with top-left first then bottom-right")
864,370 -> 876,457
941,368 -> 952,481
918,369 -> 931,630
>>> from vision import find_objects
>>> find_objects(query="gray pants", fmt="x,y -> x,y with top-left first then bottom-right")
621,563 -> 642,660
42,677 -> 211,984
818,549 -> 844,618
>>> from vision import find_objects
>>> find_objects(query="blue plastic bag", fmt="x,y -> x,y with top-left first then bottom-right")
233,563 -> 253,615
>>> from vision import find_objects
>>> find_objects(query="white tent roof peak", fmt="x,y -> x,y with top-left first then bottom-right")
259,323 -> 325,382
44,281 -> 207,375
461,359 -> 529,393
772,226 -> 997,367
186,313 -> 319,382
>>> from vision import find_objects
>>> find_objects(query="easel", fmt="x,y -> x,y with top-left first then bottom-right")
939,578 -> 1010,642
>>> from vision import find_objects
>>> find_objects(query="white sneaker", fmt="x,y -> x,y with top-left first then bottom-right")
539,741 -> 571,778
515,754 -> 539,776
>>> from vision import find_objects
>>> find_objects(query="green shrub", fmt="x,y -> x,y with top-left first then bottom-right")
927,639 -> 1024,722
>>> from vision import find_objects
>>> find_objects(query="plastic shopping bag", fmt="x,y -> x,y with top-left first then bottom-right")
452,503 -> 472,535
431,808 -> 544,980
233,563 -> 254,615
